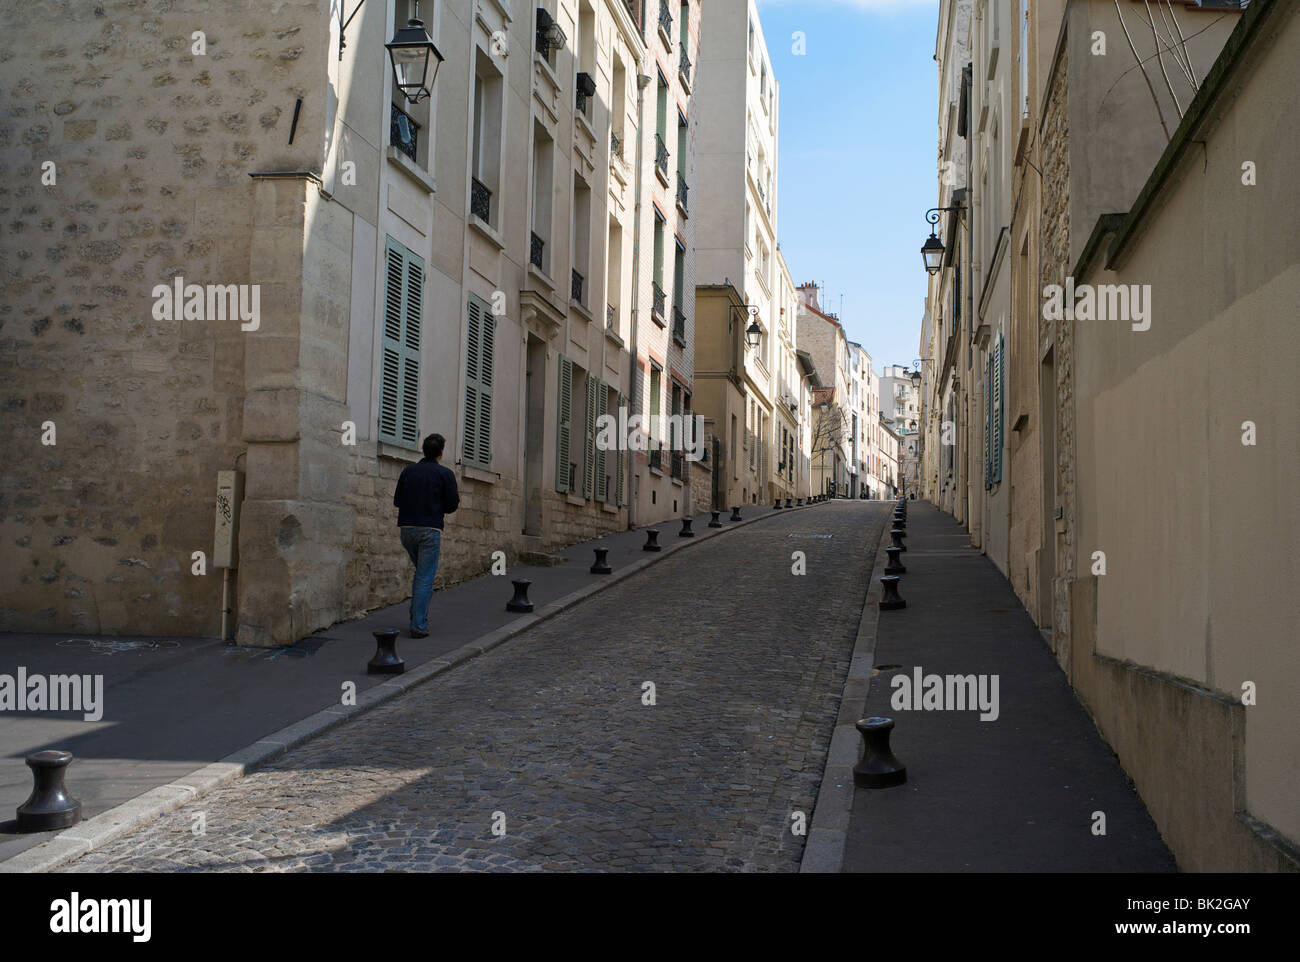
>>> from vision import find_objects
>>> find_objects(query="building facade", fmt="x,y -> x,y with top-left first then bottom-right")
0,0 -> 702,646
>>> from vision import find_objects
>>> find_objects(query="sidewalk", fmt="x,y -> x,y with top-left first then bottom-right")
841,502 -> 1177,872
0,503 -> 807,865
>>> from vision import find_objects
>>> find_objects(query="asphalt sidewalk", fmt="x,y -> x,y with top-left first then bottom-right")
0,502 -> 813,866
841,501 -> 1177,872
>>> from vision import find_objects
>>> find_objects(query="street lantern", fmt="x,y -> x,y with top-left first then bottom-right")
921,231 -> 945,275
386,7 -> 444,105
920,206 -> 964,275
909,369 -> 922,390
745,308 -> 762,349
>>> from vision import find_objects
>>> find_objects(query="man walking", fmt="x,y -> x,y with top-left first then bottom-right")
393,433 -> 459,638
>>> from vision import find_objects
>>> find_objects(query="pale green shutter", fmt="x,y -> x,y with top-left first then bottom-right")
380,238 -> 421,448
463,294 -> 494,469
584,374 -> 598,500
595,383 -> 608,502
985,351 -> 993,489
993,335 -> 1005,484
556,355 -> 572,493
615,392 -> 627,506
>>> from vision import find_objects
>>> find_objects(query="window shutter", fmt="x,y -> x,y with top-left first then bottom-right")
595,383 -> 608,502
584,374 -> 598,500
615,392 -> 626,506
380,238 -> 421,448
556,355 -> 572,493
985,351 -> 994,489
463,294 -> 494,469
993,335 -> 1005,484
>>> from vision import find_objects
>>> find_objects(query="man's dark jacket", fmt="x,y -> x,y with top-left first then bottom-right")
394,458 -> 460,529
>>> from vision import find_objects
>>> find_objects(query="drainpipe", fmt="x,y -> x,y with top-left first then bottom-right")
627,69 -> 651,530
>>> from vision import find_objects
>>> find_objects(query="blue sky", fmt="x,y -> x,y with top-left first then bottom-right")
756,0 -> 939,374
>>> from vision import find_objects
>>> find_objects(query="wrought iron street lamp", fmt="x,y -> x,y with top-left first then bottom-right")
745,307 -> 762,349
337,2 -> 445,104
920,206 -> 964,275
387,6 -> 444,104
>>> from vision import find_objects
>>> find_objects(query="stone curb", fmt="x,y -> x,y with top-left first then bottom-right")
799,508 -> 896,873
0,501 -> 824,874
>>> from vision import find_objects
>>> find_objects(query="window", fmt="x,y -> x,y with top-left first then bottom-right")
462,293 -> 495,469
471,49 -> 503,226
583,371 -> 602,499
652,209 -> 666,323
531,121 -> 553,273
985,334 -> 1004,487
649,364 -> 663,470
572,173 -> 591,304
555,355 -> 573,492
379,237 -> 424,449
390,1 -> 434,170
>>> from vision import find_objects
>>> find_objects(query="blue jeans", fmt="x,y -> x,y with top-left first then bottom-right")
400,526 -> 442,633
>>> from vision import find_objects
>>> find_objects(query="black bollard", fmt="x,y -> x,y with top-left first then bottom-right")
853,717 -> 907,788
708,510 -> 722,528
879,574 -> 906,610
797,498 -> 804,506
729,506 -> 742,522
16,750 -> 81,832
679,517 -> 695,537
890,527 -> 907,552
785,498 -> 792,509
643,528 -> 662,552
773,500 -> 782,510
590,546 -> 612,574
367,628 -> 405,674
884,545 -> 906,575
506,578 -> 534,612
893,515 -> 906,530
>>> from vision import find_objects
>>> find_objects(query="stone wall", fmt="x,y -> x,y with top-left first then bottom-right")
0,1 -> 325,637
1039,41 -> 1072,673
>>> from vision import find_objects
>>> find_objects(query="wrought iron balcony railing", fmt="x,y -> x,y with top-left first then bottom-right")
530,231 -> 545,270
670,449 -> 683,480
611,130 -> 623,161
679,48 -> 692,86
658,2 -> 673,42
654,134 -> 669,178
651,281 -> 666,323
390,103 -> 420,162
671,306 -> 686,346
571,268 -> 584,304
675,176 -> 688,214
470,177 -> 491,222
606,303 -> 616,327
650,445 -> 662,470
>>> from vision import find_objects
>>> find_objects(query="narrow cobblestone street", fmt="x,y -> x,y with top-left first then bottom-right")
60,504 -> 886,872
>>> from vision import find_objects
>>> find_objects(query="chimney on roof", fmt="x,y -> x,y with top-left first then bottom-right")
796,282 -> 820,311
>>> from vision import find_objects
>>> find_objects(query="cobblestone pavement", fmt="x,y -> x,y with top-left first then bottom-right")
63,502 -> 886,872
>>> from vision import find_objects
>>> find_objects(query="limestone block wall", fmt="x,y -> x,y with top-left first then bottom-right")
0,1 -> 328,637
1039,43 -> 1072,672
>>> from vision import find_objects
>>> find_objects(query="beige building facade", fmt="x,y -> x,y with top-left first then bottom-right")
0,0 -> 693,646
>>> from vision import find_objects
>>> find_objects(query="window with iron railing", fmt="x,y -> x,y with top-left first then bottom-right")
655,134 -> 669,179
651,282 -> 666,324
391,102 -> 420,162
530,232 -> 545,270
658,1 -> 673,47
470,177 -> 491,222
571,269 -> 585,304
672,306 -> 686,347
